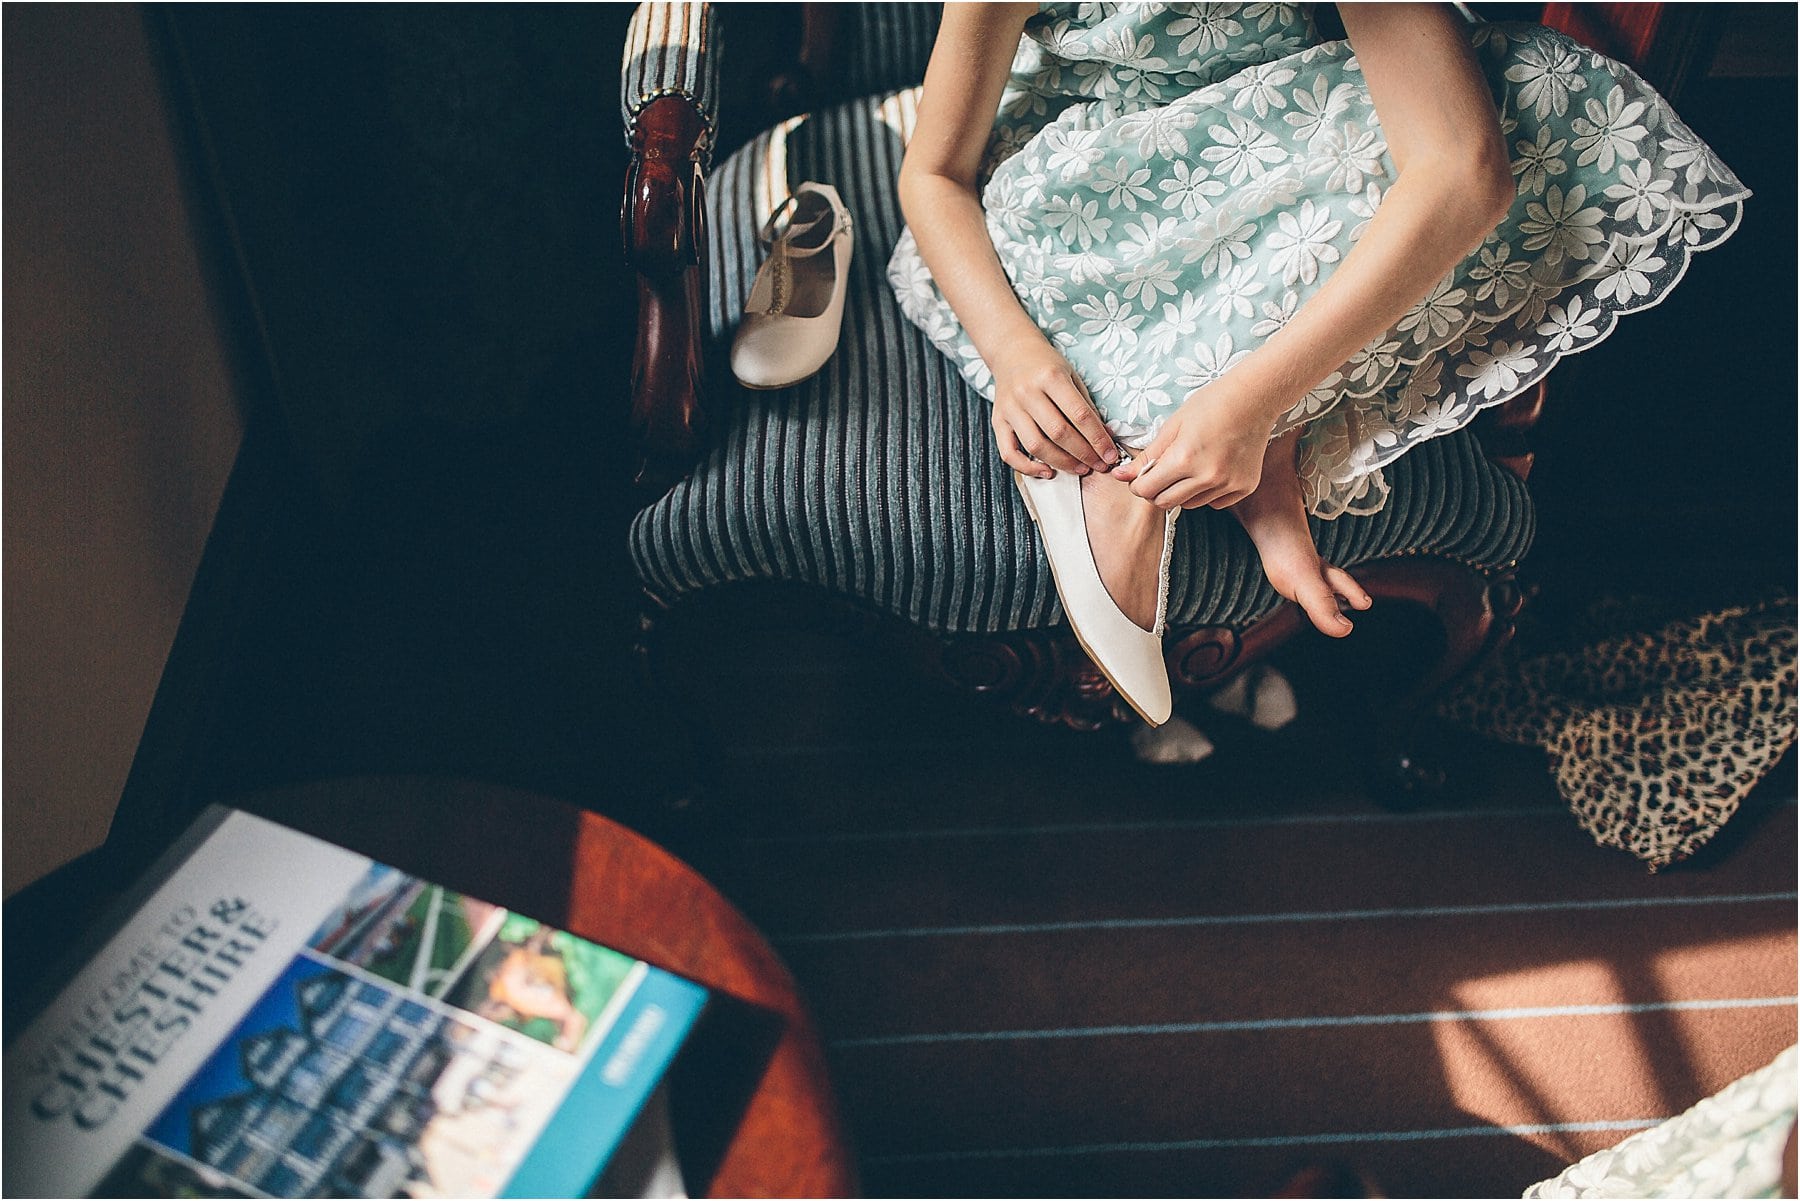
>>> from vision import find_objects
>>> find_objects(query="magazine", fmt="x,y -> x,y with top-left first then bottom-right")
4,808 -> 709,1198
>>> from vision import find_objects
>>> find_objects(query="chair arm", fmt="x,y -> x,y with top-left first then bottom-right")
622,0 -> 720,150
1475,380 -> 1547,482
621,2 -> 720,494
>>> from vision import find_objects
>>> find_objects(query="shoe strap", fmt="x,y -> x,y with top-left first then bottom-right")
757,192 -> 853,258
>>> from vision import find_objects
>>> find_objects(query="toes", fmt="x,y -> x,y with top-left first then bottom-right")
1296,578 -> 1354,638
1325,564 -> 1372,610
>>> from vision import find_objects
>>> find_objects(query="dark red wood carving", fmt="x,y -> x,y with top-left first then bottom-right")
932,632 -> 1131,730
1539,3 -> 1666,65
624,95 -> 712,495
1477,380 -> 1547,481
622,21 -> 1548,748
1537,3 -> 1724,102
925,559 -> 1524,732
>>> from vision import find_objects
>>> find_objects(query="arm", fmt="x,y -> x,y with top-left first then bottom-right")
898,2 -> 1120,478
1122,3 -> 1516,510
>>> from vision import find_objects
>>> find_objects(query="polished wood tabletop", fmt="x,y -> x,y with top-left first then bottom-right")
231,776 -> 857,1198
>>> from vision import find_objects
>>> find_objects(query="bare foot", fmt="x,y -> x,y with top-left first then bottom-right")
1232,432 -> 1372,638
1079,468 -> 1168,632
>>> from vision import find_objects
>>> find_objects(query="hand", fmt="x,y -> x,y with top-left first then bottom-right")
989,341 -> 1120,479
1112,381 -> 1283,510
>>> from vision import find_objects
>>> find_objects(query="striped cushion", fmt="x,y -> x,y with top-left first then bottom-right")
619,3 -> 940,152
828,4 -> 942,102
621,2 -> 719,149
629,89 -> 1535,635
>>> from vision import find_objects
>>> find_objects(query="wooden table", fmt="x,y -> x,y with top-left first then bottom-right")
12,778 -> 856,1198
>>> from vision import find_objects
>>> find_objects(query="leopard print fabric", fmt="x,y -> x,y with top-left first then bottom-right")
1439,596 -> 1797,872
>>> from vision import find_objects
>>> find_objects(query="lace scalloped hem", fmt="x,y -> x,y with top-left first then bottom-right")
1291,186 -> 1744,520
886,19 -> 1748,520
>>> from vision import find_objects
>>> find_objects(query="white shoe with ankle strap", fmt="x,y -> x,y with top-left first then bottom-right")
730,181 -> 853,390
1015,468 -> 1178,727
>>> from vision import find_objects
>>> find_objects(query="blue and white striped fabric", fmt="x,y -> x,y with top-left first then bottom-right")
619,2 -> 942,150
830,4 -> 942,104
627,84 -> 1535,634
621,2 -> 719,147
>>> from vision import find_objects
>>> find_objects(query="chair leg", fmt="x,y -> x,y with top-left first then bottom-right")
1352,559 -> 1527,806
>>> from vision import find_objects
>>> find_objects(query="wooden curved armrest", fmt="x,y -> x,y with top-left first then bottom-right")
1476,380 -> 1547,481
624,94 -> 712,496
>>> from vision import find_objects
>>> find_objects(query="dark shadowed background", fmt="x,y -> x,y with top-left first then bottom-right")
5,4 -> 1794,1197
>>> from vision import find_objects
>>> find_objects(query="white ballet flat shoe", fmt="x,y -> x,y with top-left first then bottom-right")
730,181 -> 853,390
1015,469 -> 1178,727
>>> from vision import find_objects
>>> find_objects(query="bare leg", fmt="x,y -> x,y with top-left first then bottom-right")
1079,468 -> 1167,632
1232,430 -> 1372,637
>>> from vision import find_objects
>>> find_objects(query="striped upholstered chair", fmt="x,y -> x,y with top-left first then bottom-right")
620,2 -> 1538,760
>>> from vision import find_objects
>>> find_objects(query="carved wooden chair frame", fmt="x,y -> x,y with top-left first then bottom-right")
620,5 -> 1548,757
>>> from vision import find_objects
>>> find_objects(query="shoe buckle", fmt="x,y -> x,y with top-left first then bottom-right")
757,192 -> 853,250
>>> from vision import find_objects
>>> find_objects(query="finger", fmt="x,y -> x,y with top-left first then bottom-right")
1025,397 -> 1105,472
1142,420 -> 1176,461
999,437 -> 1052,480
1324,563 -> 1373,610
1159,475 -> 1231,511
1128,455 -> 1170,501
1128,420 -> 1184,495
1294,575 -> 1355,638
1158,477 -> 1227,510
1018,426 -> 1087,475
1044,376 -> 1119,467
995,420 -> 1055,479
1202,488 -> 1254,510
1111,446 -> 1152,481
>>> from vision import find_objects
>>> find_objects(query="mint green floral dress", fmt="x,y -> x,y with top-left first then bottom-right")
887,3 -> 1747,518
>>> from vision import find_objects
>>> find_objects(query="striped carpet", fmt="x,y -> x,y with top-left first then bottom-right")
675,618 -> 1799,1199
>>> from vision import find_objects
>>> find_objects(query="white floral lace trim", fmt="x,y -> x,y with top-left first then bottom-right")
1286,188 -> 1746,519
895,181 -> 1745,522
1524,1045 -> 1797,1199
886,22 -> 1750,520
